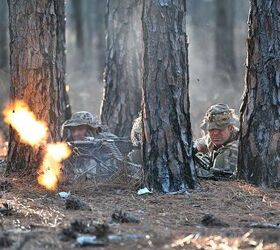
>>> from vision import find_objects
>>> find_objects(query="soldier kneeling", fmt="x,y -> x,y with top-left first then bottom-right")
194,103 -> 239,180
62,111 -> 123,181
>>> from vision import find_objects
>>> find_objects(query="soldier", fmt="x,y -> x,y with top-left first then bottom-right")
61,111 -> 117,141
61,111 -> 123,180
194,103 -> 239,179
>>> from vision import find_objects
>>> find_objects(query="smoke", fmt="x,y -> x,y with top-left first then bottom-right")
187,0 -> 249,138
65,0 -> 249,139
0,1 -> 250,144
65,0 -> 105,119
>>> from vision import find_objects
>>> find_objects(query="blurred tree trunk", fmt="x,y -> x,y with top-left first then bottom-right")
214,0 -> 236,86
0,0 -> 9,140
92,0 -> 106,81
70,0 -> 106,78
6,0 -> 67,175
100,0 -> 143,137
238,0 -> 280,187
71,0 -> 84,56
142,0 -> 197,192
84,0 -> 94,62
188,0 -> 212,27
55,0 -> 72,123
0,0 -> 8,69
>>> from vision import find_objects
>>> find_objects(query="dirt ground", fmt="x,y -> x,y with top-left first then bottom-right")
0,172 -> 280,250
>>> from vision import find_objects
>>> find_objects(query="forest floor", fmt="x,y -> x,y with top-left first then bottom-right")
0,167 -> 280,250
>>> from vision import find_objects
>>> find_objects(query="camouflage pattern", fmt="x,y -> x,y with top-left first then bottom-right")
66,137 -> 123,180
61,111 -> 106,140
63,111 -> 100,129
61,111 -> 123,180
195,128 -> 239,179
128,149 -> 142,166
128,115 -> 143,166
130,115 -> 142,147
201,103 -> 239,130
195,103 -> 239,179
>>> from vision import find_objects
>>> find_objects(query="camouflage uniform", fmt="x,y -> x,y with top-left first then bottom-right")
128,115 -> 142,166
61,111 -> 116,141
126,115 -> 143,179
62,111 -> 122,180
194,104 -> 239,179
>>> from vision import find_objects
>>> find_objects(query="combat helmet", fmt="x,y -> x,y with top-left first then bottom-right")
63,111 -> 101,129
201,103 -> 239,130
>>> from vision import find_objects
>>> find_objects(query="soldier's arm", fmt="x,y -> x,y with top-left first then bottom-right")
194,135 -> 211,154
210,141 -> 238,177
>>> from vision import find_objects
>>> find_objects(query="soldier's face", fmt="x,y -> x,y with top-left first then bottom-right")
208,125 -> 232,147
71,125 -> 88,141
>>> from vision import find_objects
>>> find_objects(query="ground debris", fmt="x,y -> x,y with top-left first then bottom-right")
201,214 -> 229,227
60,227 -> 77,241
0,203 -> 14,216
65,196 -> 91,210
0,233 -> 13,248
76,236 -> 107,247
249,222 -> 280,229
1,178 -> 280,249
95,223 -> 110,238
0,180 -> 12,192
0,160 -> 6,169
108,234 -> 145,242
76,234 -> 145,247
111,209 -> 140,223
60,219 -> 110,242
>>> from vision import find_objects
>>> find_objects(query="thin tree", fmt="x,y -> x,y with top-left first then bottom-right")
91,0 -> 106,81
0,0 -> 8,69
0,0 -> 9,138
71,0 -> 84,56
142,0 -> 197,192
100,0 -> 143,137
214,0 -> 236,86
6,0 -> 68,174
238,0 -> 280,187
55,0 -> 72,123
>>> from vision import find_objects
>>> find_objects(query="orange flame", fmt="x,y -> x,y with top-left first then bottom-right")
38,143 -> 71,190
3,101 -> 47,147
3,100 -> 71,191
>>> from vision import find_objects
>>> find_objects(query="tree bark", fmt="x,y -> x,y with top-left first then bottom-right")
6,0 -> 67,175
71,0 -> 84,55
0,0 -> 8,69
142,0 -> 197,192
92,0 -> 106,81
100,0 -> 143,137
55,0 -> 72,123
214,0 -> 236,86
238,0 -> 280,187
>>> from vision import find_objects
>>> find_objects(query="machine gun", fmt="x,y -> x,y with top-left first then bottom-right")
192,149 -> 211,171
65,138 -> 135,180
193,149 -> 233,180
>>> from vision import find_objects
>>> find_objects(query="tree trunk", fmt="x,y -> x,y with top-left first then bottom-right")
0,0 -> 9,137
71,0 -> 84,55
142,0 -> 197,192
84,0 -> 94,62
0,0 -> 8,69
238,0 -> 280,187
55,0 -> 72,123
92,0 -> 106,81
6,0 -> 66,175
214,0 -> 236,86
100,0 -> 143,137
